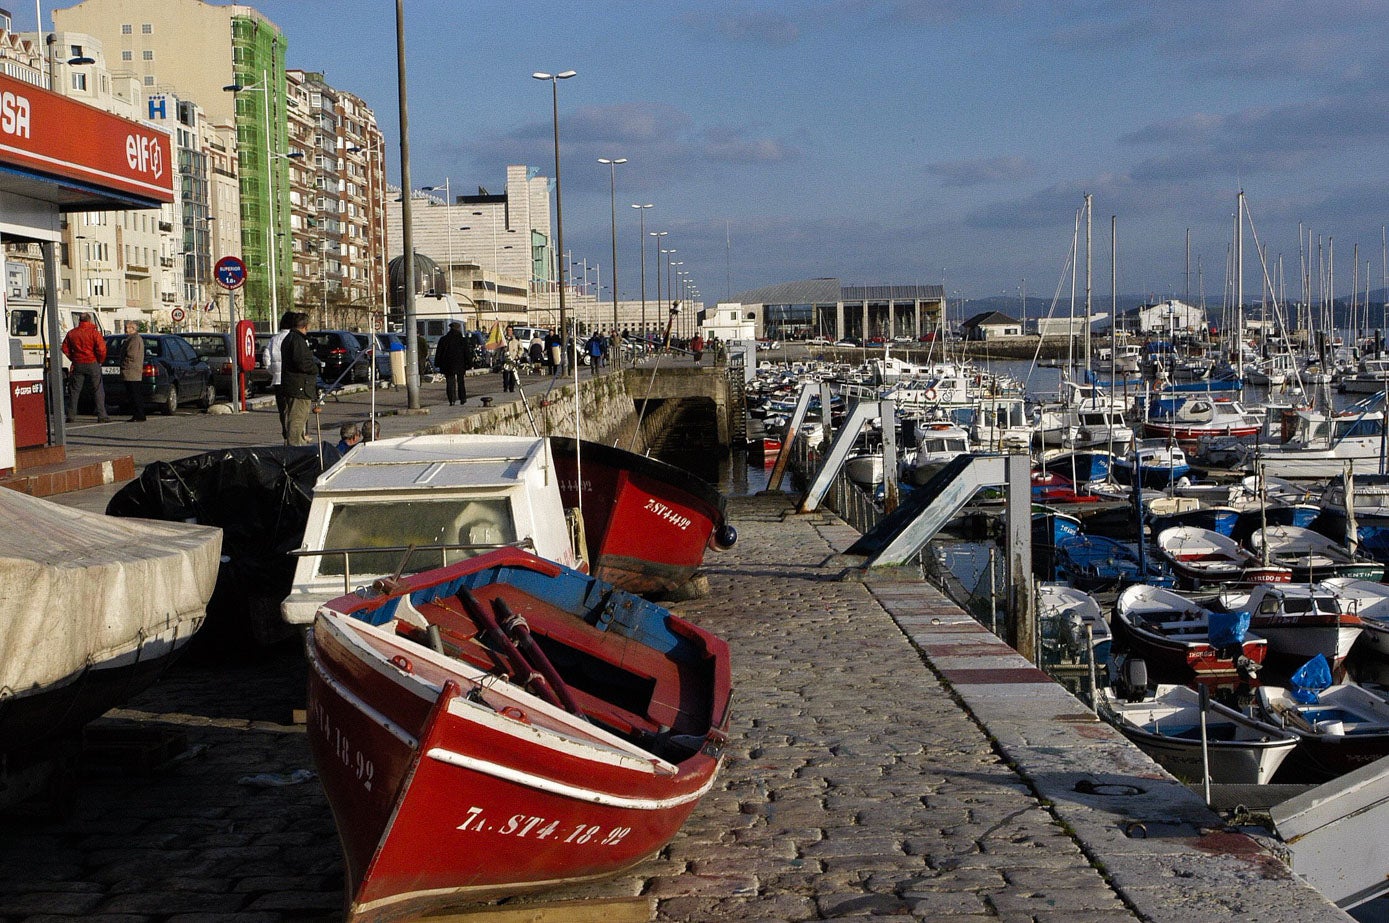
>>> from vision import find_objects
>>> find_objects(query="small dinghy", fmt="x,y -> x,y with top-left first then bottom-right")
306,547 -> 733,921
1099,684 -> 1299,785
1246,525 -> 1385,583
1156,525 -> 1291,588
1057,533 -> 1172,592
1112,584 -> 1267,681
1257,682 -> 1389,782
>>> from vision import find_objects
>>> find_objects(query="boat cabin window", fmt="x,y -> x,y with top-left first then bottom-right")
316,498 -> 518,577
1313,596 -> 1342,613
1080,413 -> 1108,426
1335,418 -> 1384,439
1259,596 -> 1282,614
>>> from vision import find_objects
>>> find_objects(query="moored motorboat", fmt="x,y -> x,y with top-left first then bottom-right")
0,488 -> 220,751
1113,443 -> 1192,490
1057,533 -> 1171,592
1247,525 -> 1385,583
1112,584 -> 1267,680
1256,682 -> 1389,782
1098,684 -> 1299,785
283,435 -> 587,627
1145,495 -> 1239,538
1143,396 -> 1262,442
1215,583 -> 1364,669
549,437 -> 736,597
1156,526 -> 1292,588
305,547 -> 733,922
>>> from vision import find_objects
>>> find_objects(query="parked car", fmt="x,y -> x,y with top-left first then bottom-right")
867,335 -> 887,345
182,331 -> 272,398
834,337 -> 862,348
918,332 -> 941,343
100,333 -> 214,416
806,335 -> 833,346
349,331 -> 394,381
307,329 -> 370,385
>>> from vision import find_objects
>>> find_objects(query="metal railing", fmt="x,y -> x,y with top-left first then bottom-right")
289,538 -> 535,598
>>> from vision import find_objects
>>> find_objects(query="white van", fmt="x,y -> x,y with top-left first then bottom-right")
8,303 -> 103,368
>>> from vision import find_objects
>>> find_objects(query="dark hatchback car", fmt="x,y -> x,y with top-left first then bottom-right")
182,331 -> 273,398
307,329 -> 370,386
100,333 -> 215,415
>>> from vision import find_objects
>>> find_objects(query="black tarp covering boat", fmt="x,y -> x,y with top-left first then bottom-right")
106,444 -> 341,646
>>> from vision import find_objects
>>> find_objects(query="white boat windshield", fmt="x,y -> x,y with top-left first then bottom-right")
316,497 -> 518,577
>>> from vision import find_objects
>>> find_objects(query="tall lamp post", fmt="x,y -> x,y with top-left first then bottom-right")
649,230 -> 667,344
346,138 -> 389,334
533,69 -> 576,371
632,204 -> 653,350
597,157 -> 626,368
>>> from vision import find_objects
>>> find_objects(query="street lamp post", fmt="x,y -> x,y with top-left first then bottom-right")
598,157 -> 626,368
533,69 -> 576,371
421,179 -> 453,308
346,138 -> 389,334
632,204 -> 653,350
649,230 -> 667,344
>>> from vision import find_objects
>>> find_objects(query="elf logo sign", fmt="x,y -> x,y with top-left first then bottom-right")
126,132 -> 164,180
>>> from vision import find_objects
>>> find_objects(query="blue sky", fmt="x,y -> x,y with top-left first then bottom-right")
41,1 -> 1389,303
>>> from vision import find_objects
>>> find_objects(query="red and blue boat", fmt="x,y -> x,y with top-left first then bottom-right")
305,547 -> 732,922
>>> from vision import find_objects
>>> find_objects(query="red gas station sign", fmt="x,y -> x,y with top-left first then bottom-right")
0,73 -> 173,204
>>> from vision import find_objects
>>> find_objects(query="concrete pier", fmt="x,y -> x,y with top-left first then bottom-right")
0,489 -> 1351,921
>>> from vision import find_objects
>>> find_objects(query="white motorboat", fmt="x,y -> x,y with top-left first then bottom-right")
1238,408 -> 1389,479
1099,684 -> 1299,785
1339,357 -> 1389,395
1216,583 -> 1365,669
1156,526 -> 1291,587
899,422 -> 970,486
281,434 -> 587,626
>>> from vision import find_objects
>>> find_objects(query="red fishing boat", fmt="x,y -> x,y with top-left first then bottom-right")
305,547 -> 732,923
549,437 -> 737,596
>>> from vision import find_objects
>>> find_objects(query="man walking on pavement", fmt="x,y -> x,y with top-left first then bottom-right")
118,321 -> 147,421
280,313 -> 319,446
62,312 -> 110,422
263,311 -> 296,442
434,321 -> 473,405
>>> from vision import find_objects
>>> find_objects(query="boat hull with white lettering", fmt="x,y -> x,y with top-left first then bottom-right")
305,548 -> 732,922
549,437 -> 735,597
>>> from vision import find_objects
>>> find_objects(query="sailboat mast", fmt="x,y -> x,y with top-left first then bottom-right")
1236,191 -> 1244,351
1085,193 -> 1093,369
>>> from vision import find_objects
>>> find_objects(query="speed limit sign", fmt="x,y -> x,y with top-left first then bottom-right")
171,307 -> 186,323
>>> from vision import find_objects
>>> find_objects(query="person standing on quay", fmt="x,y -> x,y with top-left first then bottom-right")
280,313 -> 318,446
263,310 -> 296,442
62,312 -> 110,422
119,321 -> 147,421
434,321 -> 472,405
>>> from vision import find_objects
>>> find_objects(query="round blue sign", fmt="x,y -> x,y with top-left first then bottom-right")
214,255 -> 247,290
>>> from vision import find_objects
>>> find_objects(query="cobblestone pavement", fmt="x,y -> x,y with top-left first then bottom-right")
0,492 -> 1349,922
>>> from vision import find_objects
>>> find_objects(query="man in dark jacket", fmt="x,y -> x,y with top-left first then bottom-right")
433,322 -> 474,405
280,313 -> 319,446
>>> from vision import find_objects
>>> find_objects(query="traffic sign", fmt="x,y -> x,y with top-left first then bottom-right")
171,307 -> 186,322
214,255 -> 247,290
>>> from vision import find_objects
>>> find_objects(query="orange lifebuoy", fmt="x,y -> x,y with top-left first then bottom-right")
500,705 -> 531,725
924,387 -> 938,401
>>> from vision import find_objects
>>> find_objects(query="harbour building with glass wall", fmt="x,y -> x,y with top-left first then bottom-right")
730,279 -> 946,342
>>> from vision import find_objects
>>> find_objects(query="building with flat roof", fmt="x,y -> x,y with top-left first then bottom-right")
730,279 -> 946,341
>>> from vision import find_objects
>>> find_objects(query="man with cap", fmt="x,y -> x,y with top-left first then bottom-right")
433,321 -> 474,405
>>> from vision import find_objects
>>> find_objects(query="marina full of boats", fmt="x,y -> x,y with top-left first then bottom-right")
747,341 -> 1389,797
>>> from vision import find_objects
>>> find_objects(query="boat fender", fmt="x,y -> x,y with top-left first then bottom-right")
500,705 -> 531,725
710,525 -> 738,551
390,654 -> 414,674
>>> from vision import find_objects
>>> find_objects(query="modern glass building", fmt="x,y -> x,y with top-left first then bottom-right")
730,279 -> 946,341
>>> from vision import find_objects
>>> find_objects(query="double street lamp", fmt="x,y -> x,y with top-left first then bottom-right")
649,230 -> 668,342
597,156 -> 626,368
532,69 -> 576,371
